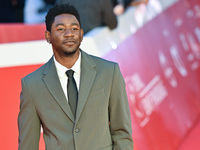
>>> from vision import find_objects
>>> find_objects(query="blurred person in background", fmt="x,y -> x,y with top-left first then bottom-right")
112,0 -> 149,15
56,0 -> 118,34
38,0 -> 57,13
0,0 -> 25,23
24,0 -> 56,24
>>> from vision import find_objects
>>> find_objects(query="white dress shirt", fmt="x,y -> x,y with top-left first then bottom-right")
53,52 -> 81,102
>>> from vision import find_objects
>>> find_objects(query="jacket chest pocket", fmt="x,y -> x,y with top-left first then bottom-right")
87,88 -> 105,99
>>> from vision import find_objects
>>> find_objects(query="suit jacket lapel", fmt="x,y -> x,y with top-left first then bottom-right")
42,57 -> 75,122
76,51 -> 96,122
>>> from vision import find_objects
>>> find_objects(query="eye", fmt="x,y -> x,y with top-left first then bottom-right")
72,27 -> 78,31
57,28 -> 65,31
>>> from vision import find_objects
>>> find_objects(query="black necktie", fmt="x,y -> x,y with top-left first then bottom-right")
66,70 -> 78,116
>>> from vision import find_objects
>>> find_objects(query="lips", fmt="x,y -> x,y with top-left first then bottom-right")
63,39 -> 76,45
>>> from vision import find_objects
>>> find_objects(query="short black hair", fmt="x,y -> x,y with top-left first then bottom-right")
45,3 -> 81,32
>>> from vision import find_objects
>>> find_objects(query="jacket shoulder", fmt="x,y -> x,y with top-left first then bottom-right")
22,64 -> 45,81
89,54 -> 117,67
22,58 -> 52,82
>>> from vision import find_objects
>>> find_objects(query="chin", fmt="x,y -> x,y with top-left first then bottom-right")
64,49 -> 78,56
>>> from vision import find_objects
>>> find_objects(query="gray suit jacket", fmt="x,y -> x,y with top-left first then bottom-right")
18,50 -> 133,150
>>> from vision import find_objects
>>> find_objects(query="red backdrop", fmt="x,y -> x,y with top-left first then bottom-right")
104,0 -> 200,149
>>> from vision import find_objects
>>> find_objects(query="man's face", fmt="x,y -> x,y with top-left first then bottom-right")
46,13 -> 83,57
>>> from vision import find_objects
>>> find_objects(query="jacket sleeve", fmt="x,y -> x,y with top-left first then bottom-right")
18,78 -> 41,150
109,63 -> 134,150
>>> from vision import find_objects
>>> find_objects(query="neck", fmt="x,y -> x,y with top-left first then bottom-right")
54,50 -> 80,69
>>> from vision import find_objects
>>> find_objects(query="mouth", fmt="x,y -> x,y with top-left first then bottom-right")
63,39 -> 76,46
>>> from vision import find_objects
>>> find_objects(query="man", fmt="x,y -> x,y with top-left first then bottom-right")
18,4 -> 133,150
56,0 -> 117,34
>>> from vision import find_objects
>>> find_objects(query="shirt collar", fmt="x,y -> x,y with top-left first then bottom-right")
53,52 -> 81,78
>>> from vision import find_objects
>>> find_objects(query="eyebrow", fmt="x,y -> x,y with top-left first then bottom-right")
55,23 -> 65,27
55,23 -> 80,27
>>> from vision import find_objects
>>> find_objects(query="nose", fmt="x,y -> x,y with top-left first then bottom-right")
64,29 -> 73,37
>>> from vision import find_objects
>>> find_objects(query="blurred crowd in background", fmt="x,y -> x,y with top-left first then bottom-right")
0,0 -> 148,34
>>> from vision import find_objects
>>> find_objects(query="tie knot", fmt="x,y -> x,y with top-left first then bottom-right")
66,70 -> 74,78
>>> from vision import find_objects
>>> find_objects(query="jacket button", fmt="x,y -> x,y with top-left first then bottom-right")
75,128 -> 80,133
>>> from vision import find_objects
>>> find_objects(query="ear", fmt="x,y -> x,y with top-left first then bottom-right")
45,30 -> 51,43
